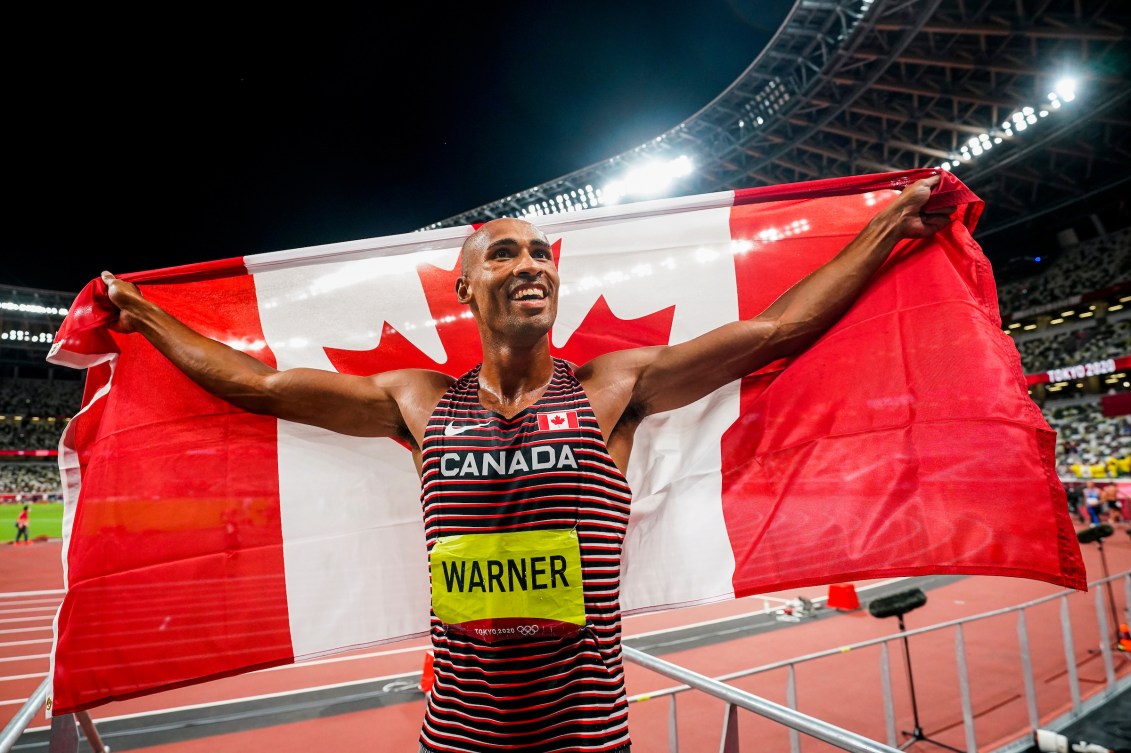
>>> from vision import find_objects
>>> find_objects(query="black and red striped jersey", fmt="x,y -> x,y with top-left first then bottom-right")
419,358 -> 633,752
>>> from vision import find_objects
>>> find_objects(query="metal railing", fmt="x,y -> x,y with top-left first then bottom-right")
0,678 -> 109,753
623,570 -> 1131,753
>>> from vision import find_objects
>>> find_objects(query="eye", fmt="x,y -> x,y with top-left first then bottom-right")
533,248 -> 552,260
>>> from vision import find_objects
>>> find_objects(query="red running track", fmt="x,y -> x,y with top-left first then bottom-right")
1,526 -> 1128,752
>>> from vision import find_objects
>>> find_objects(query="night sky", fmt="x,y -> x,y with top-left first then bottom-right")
6,1 -> 793,293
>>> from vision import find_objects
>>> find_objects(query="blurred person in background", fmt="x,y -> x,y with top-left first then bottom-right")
1100,481 -> 1121,524
14,505 -> 29,545
1083,480 -> 1104,525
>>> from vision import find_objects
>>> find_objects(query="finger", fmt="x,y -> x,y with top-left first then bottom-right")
904,174 -> 941,192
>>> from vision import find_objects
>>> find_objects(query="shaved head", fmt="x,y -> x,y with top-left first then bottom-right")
460,218 -> 548,273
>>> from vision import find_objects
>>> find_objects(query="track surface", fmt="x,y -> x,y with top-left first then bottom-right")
2,528 -> 1129,752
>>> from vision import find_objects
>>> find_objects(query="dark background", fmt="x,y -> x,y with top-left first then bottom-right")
5,1 -> 793,293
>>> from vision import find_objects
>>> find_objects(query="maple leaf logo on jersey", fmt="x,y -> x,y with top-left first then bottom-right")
537,411 -> 579,432
324,237 -> 676,378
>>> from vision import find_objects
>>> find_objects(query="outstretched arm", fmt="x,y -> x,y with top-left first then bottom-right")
101,273 -> 449,441
581,175 -> 953,425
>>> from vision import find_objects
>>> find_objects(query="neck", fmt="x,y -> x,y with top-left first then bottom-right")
478,337 -> 554,407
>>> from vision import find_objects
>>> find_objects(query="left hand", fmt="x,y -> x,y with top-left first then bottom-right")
885,174 -> 955,238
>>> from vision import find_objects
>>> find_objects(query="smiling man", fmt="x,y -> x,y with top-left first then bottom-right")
101,174 -> 950,752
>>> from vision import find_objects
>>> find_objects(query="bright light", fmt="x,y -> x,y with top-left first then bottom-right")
1054,77 -> 1077,101
601,155 -> 694,204
0,302 -> 68,316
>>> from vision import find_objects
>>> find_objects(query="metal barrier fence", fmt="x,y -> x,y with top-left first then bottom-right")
623,570 -> 1131,753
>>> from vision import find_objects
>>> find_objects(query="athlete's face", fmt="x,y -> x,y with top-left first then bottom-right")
456,218 -> 559,344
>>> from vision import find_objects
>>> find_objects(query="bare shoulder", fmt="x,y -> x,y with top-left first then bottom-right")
574,347 -> 661,390
369,368 -> 454,441
574,347 -> 664,440
370,368 -> 453,410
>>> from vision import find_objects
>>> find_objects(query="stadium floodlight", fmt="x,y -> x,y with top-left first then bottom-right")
1054,77 -> 1077,102
601,155 -> 695,205
0,301 -> 68,316
935,70 -> 1085,172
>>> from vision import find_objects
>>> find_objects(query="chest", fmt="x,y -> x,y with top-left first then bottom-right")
419,382 -> 631,535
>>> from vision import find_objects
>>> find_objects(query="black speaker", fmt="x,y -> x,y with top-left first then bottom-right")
867,588 -> 927,619
1076,524 -> 1114,544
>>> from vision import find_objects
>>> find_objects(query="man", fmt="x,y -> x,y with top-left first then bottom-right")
102,174 -> 950,752
14,505 -> 29,545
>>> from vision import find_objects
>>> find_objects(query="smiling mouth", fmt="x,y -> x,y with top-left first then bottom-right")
510,285 -> 547,301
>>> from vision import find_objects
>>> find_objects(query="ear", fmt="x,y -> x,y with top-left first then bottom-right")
455,276 -> 471,304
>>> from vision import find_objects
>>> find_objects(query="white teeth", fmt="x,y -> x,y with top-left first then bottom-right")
512,288 -> 545,300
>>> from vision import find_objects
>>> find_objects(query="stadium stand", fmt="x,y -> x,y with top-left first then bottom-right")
0,463 -> 62,496
1,285 -> 81,498
993,212 -> 1131,481
1014,318 -> 1131,374
1044,402 -> 1131,479
0,418 -> 67,451
996,226 -> 1131,318
0,377 -> 82,415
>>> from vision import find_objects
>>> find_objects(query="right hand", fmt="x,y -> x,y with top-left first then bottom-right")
101,272 -> 146,333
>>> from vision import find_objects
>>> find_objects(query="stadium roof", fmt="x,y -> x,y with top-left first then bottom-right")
429,0 -> 1130,243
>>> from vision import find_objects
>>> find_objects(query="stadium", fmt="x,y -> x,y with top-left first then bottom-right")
2,0 -> 1130,751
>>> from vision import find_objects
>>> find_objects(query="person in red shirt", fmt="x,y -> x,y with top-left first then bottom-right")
14,505 -> 29,545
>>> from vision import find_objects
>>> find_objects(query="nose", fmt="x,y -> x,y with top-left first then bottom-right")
512,247 -> 541,276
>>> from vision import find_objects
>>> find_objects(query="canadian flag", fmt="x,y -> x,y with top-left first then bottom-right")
45,169 -> 1084,714
537,411 -> 580,431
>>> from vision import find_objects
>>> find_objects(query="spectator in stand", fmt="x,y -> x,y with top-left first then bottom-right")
14,505 -> 29,545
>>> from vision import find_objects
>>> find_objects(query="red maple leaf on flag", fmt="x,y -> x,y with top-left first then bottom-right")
326,237 -> 676,378
551,415 -> 565,426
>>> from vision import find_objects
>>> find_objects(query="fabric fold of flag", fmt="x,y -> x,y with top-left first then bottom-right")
46,169 -> 1084,715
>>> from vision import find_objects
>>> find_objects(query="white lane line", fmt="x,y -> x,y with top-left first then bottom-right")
24,671 -> 422,731
0,672 -> 45,682
0,590 -> 65,598
0,616 -> 56,625
0,627 -> 53,636
0,607 -> 60,616
0,638 -> 51,648
0,599 -> 63,608
0,654 -> 48,663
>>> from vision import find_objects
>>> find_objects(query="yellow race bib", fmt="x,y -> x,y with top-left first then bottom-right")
431,529 -> 585,642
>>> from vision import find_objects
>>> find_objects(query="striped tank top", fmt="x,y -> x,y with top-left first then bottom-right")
419,358 -> 633,752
